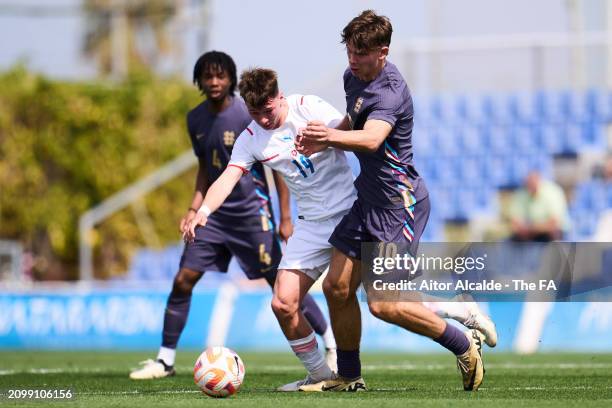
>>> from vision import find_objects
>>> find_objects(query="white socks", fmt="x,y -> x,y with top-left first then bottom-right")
321,327 -> 337,350
157,347 -> 176,366
424,300 -> 470,323
288,332 -> 333,381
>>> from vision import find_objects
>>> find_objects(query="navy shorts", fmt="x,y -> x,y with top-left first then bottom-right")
180,223 -> 282,280
329,195 -> 431,260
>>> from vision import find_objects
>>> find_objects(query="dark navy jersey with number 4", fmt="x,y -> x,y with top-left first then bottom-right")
187,96 -> 274,232
344,61 -> 428,210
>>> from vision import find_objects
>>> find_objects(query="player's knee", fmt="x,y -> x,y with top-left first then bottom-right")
172,269 -> 198,295
323,277 -> 351,304
367,300 -> 390,320
271,295 -> 298,320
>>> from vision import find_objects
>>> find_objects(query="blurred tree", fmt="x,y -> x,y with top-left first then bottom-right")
0,66 -> 200,280
83,0 -> 179,77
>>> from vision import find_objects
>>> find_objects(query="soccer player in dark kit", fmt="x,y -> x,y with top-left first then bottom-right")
130,51 -> 336,380
297,11 -> 495,392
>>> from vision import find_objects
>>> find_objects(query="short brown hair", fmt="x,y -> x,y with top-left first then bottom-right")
238,68 -> 279,109
341,10 -> 392,52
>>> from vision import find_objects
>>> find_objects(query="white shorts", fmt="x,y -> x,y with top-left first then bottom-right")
278,210 -> 349,281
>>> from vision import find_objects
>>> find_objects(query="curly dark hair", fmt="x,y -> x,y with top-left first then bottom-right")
192,50 -> 237,95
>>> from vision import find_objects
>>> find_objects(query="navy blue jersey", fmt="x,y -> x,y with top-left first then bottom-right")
187,97 -> 274,232
344,61 -> 428,212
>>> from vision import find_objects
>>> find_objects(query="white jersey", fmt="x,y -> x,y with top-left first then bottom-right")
229,94 -> 357,221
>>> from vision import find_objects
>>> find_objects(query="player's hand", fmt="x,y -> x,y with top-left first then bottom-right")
302,120 -> 330,142
179,209 -> 197,234
295,131 -> 327,157
278,217 -> 294,242
183,211 -> 208,243
295,137 -> 327,157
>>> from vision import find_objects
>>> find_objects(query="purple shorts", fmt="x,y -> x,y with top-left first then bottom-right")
180,223 -> 281,280
329,196 -> 430,260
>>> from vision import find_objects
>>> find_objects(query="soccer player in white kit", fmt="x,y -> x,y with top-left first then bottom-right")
185,68 -> 355,390
185,67 -> 495,391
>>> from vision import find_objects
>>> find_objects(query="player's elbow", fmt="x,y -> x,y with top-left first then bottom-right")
363,137 -> 384,153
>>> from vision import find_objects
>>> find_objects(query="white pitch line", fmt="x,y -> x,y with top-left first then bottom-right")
27,385 -> 612,397
78,390 -> 202,396
1,362 -> 612,376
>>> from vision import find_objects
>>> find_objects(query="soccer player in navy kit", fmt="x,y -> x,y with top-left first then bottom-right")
130,51 -> 335,380
297,11 -> 492,392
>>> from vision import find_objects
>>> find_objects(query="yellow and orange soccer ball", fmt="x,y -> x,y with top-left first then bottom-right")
194,346 -> 245,397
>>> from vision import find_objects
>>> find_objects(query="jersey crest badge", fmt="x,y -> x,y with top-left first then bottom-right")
353,97 -> 364,113
223,131 -> 236,146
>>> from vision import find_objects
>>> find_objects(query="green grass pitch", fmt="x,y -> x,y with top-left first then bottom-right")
1,351 -> 611,407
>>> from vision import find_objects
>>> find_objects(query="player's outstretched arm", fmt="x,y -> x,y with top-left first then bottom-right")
183,165 -> 244,242
300,119 -> 391,155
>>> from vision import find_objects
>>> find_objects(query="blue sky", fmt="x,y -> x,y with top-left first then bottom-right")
0,0 -> 585,105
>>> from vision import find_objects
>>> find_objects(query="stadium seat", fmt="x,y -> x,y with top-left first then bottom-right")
456,125 -> 484,153
535,124 -> 564,154
482,125 -> 511,154
507,91 -> 544,124
585,88 -> 612,122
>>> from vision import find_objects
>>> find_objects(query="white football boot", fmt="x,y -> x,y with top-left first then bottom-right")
277,375 -> 320,392
463,304 -> 498,347
129,359 -> 175,380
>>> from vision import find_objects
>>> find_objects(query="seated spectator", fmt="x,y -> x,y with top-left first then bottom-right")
508,171 -> 570,242
592,154 -> 612,182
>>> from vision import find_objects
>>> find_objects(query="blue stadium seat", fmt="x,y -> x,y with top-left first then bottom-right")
429,125 -> 460,155
558,89 -> 590,122
459,155 -> 483,186
569,210 -> 599,240
535,124 -> 564,154
435,159 -> 457,187
507,91 -> 544,124
485,155 -> 515,188
580,123 -> 607,149
455,94 -> 494,124
413,95 -> 435,126
415,156 -> 438,183
482,125 -> 511,154
574,181 -> 608,212
456,126 -> 484,153
428,187 -> 454,220
559,123 -> 582,154
422,215 -> 444,241
412,124 -> 436,155
482,93 -> 512,124
585,89 -> 612,122
429,94 -> 459,124
508,124 -> 539,153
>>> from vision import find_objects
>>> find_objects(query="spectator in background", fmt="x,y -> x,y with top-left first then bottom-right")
509,171 -> 570,242
593,155 -> 612,182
